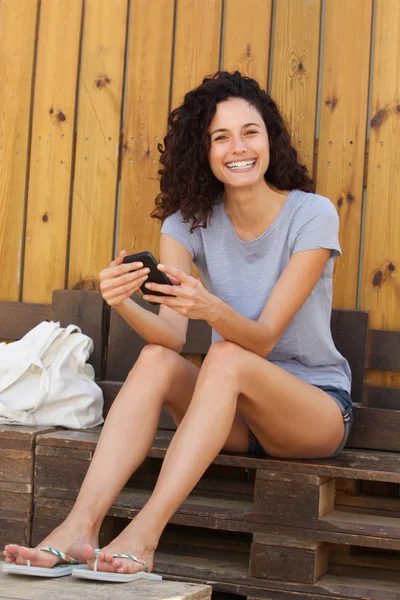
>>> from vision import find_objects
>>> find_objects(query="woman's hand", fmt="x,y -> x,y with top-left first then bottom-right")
99,250 -> 151,308
142,264 -> 220,320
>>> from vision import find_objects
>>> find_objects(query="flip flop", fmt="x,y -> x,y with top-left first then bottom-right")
2,547 -> 82,578
72,548 -> 163,583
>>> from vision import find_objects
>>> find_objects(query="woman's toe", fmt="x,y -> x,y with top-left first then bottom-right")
82,544 -> 96,563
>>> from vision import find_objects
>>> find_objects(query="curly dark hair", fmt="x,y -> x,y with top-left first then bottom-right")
152,71 -> 315,231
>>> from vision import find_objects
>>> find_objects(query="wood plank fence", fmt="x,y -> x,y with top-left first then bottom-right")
0,0 -> 399,388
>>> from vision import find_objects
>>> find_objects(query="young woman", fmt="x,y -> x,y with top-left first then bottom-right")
4,71 -> 352,578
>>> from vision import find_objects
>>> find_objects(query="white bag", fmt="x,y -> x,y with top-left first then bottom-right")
0,321 -> 104,428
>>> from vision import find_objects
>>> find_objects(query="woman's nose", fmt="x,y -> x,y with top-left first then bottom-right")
232,138 -> 247,152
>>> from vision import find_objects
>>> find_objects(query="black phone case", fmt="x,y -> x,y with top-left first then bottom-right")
122,251 -> 175,305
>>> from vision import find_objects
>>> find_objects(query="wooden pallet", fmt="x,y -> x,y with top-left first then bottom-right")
32,428 -> 400,600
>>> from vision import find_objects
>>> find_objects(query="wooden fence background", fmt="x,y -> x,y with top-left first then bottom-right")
0,0 -> 399,387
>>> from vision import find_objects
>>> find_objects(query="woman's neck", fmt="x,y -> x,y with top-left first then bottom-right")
223,181 -> 290,234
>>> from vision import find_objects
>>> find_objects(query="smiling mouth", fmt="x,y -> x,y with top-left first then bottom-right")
225,159 -> 256,171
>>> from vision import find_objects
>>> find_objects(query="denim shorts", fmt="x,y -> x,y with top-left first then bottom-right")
248,385 -> 353,458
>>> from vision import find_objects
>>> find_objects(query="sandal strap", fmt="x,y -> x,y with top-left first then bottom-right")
111,552 -> 147,572
93,549 -> 147,572
37,547 -> 79,565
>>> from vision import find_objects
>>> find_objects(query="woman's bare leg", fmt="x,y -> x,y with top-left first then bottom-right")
91,341 -> 344,575
3,345 -> 203,567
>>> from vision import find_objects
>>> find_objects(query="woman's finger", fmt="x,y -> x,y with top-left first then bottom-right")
101,268 -> 149,291
158,264 -> 193,284
144,282 -> 181,296
110,250 -> 126,268
102,274 -> 148,302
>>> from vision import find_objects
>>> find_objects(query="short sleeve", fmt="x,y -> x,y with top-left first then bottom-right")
292,196 -> 341,258
160,210 -> 201,262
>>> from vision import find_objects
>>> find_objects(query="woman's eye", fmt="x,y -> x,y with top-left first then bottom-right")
245,130 -> 257,135
214,135 -> 227,141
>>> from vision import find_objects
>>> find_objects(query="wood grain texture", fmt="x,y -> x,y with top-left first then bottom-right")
317,0 -> 373,309
68,0 -> 128,289
171,0 -> 222,109
348,405 -> 400,451
0,301 -> 51,341
51,289 -> 105,375
360,1 -> 400,348
367,329 -> 400,371
0,570 -> 212,600
0,517 -> 29,547
270,0 -> 321,174
250,537 -> 328,584
118,0 -> 174,260
222,0 -> 272,89
0,0 -> 38,301
22,0 -> 83,303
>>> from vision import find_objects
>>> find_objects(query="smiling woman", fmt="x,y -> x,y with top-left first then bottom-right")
4,71 -> 353,582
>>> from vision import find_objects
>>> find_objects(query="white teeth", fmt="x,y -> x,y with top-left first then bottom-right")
226,159 -> 256,169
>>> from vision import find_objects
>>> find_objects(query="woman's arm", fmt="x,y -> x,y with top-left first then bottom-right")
100,236 -> 193,353
143,248 -> 331,356
209,248 -> 331,355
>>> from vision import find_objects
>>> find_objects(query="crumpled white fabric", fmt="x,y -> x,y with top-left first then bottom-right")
0,321 -> 104,428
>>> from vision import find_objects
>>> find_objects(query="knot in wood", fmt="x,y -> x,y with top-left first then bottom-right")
370,109 -> 388,128
96,76 -> 111,89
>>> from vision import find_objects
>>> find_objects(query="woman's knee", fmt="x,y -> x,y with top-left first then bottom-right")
127,344 -> 182,382
202,341 -> 242,377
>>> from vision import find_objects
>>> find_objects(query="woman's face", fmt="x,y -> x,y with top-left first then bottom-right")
208,97 -> 270,189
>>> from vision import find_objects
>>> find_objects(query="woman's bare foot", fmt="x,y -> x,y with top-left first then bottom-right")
3,519 -> 99,568
83,521 -> 159,574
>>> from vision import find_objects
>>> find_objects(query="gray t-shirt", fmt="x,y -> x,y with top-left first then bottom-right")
161,189 -> 351,393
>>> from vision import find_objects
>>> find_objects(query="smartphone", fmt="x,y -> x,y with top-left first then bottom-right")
122,251 -> 175,305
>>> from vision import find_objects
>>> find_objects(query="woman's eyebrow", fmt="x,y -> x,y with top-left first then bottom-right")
210,122 -> 262,136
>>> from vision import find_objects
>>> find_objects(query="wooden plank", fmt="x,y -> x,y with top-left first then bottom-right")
366,386 -> 400,409
0,302 -> 51,341
67,0 -> 128,290
171,0 -> 222,109
330,309 -> 368,403
0,0 -> 38,301
316,0 -> 372,309
0,517 -> 29,547
270,0 -> 321,174
222,0 -> 272,89
250,535 -> 328,584
360,0 -> 400,390
0,450 -> 32,485
0,492 -> 31,514
118,0 -> 174,260
51,289 -> 105,375
149,430 -> 400,483
0,571 -> 212,600
0,426 -> 55,450
348,405 -> 400,452
22,0 -> 83,303
254,472 -> 334,526
367,329 -> 400,371
35,454 -> 91,493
